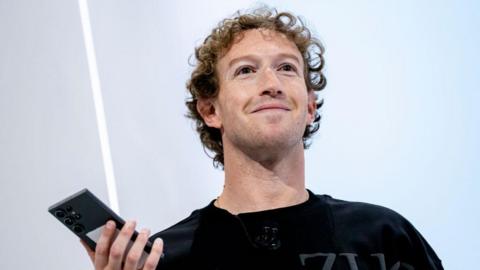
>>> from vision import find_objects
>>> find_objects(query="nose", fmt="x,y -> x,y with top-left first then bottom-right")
259,68 -> 283,97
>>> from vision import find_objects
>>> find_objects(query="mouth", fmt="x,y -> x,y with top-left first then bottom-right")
251,103 -> 291,113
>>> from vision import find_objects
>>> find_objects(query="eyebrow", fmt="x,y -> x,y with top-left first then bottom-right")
227,53 -> 302,69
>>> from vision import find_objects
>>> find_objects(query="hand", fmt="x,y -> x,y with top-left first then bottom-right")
80,220 -> 164,270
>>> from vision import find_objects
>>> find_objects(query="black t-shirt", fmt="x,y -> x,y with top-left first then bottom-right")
150,190 -> 443,269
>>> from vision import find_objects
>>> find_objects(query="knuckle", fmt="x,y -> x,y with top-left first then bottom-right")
139,232 -> 149,241
109,246 -> 123,259
144,260 -> 157,269
120,227 -> 132,236
126,252 -> 139,264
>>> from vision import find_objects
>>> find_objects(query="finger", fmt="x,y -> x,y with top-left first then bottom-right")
108,220 -> 136,269
123,228 -> 150,270
80,239 -> 96,263
142,238 -> 164,270
94,220 -> 116,269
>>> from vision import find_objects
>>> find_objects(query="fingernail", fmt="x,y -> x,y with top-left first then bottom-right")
154,238 -> 163,246
106,221 -> 115,229
140,228 -> 150,235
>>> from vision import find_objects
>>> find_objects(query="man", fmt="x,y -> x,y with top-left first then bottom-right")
81,8 -> 443,270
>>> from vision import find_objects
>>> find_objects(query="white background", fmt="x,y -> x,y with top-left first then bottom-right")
0,0 -> 478,269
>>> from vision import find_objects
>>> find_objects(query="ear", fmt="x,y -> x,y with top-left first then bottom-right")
306,90 -> 317,124
196,98 -> 222,129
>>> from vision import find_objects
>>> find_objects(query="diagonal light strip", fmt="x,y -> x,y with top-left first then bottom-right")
78,0 -> 120,213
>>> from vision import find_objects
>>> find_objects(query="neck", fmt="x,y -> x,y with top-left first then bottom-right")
215,142 -> 308,215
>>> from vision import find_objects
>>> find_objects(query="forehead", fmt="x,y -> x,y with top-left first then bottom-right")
218,29 -> 303,67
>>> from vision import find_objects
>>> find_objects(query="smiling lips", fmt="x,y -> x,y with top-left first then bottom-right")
251,103 -> 291,113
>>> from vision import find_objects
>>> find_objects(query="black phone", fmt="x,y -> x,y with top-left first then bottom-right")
48,188 -> 152,267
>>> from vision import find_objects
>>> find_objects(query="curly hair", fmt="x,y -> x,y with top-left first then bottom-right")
186,7 -> 327,168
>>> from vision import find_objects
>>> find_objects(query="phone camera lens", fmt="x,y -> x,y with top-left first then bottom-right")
73,224 -> 85,233
66,206 -> 73,212
64,217 -> 74,225
54,209 -> 66,218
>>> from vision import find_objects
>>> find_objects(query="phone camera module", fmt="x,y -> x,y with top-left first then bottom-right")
54,209 -> 66,218
73,224 -> 85,233
64,217 -> 74,226
66,206 -> 73,212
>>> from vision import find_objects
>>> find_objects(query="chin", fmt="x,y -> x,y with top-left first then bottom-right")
226,124 -> 305,154
252,132 -> 302,151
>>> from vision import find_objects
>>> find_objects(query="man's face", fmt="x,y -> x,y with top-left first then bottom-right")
199,29 -> 316,158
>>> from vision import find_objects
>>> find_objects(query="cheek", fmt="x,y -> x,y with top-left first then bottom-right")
216,90 -> 239,121
289,81 -> 309,105
221,84 -> 250,109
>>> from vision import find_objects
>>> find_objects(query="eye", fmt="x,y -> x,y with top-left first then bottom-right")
279,63 -> 297,72
235,66 -> 256,76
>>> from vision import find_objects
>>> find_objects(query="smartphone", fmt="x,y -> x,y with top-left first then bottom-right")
48,188 -> 152,267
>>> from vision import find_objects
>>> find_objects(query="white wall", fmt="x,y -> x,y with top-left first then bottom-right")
0,1 -> 109,269
0,0 -> 478,269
